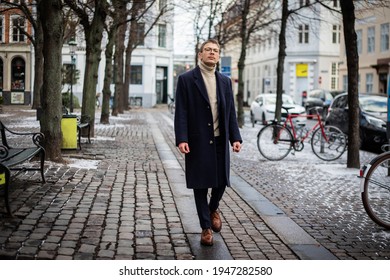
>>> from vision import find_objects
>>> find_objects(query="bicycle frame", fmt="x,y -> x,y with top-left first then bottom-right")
280,111 -> 328,146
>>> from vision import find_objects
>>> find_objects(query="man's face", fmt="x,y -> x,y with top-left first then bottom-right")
198,43 -> 220,67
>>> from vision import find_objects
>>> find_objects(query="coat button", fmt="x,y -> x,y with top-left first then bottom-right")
210,140 -> 213,144
208,123 -> 211,126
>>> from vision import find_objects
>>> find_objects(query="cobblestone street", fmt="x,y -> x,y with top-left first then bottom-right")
0,105 -> 389,260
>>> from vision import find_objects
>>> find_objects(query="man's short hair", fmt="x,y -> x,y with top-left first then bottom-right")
199,39 -> 220,52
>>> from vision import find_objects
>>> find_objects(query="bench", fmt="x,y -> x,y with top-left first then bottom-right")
77,115 -> 91,149
0,121 -> 46,216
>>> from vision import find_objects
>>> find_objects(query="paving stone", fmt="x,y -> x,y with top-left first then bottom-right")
1,106 -> 388,261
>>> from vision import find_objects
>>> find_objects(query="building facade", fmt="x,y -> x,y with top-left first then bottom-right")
339,5 -> 390,94
241,0 -> 342,105
97,2 -> 174,108
0,1 -> 33,105
1,1 -> 174,109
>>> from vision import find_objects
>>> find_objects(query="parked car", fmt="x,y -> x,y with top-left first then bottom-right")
325,92 -> 387,151
303,89 -> 336,118
250,94 -> 306,126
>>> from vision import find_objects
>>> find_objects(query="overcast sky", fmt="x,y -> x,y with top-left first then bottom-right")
173,1 -> 195,55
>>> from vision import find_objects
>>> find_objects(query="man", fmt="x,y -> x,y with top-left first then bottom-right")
174,39 -> 242,246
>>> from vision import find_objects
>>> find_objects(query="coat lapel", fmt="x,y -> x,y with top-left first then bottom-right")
193,66 -> 210,104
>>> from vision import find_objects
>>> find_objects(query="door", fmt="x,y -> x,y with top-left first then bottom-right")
156,66 -> 168,104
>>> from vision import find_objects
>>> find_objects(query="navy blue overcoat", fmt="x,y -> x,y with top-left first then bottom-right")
174,66 -> 242,189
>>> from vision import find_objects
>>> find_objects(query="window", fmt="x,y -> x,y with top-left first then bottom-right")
131,65 -> 143,84
367,26 -> 375,53
299,0 -> 310,7
380,23 -> 389,52
342,75 -> 348,92
330,63 -> 338,90
11,16 -> 26,42
298,25 -> 309,43
158,24 -> 166,48
0,17 -> 3,42
0,58 -> 3,90
136,22 -> 145,46
356,29 -> 362,54
366,73 -> 373,93
159,0 -> 167,10
11,57 -> 25,90
332,25 -> 340,44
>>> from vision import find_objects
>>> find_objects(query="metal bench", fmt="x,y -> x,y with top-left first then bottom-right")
77,115 -> 91,149
0,121 -> 45,216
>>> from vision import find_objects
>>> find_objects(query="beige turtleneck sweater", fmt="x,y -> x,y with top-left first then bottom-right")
199,60 -> 220,137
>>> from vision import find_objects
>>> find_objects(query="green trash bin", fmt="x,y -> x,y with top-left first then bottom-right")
61,114 -> 78,149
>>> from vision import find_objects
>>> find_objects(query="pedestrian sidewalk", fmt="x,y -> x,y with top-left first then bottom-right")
0,105 -> 388,260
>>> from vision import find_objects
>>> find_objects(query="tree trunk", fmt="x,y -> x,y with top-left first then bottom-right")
236,0 -> 250,128
32,17 -> 44,110
112,22 -> 126,116
340,0 -> 360,168
80,1 -> 108,136
275,0 -> 288,122
38,0 -> 64,162
100,27 -> 116,124
123,6 -> 139,111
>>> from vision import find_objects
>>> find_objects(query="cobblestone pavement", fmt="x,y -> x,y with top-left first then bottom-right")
232,120 -> 390,260
0,105 -> 297,260
1,105 -> 389,260
160,109 -> 390,260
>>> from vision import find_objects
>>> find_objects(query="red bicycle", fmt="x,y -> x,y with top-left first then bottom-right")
257,106 -> 347,161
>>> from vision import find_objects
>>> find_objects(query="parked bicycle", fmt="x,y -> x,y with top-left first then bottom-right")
257,106 -> 347,161
168,95 -> 175,114
359,145 -> 390,229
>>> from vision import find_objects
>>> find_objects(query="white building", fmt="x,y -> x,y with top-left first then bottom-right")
96,2 -> 174,108
242,1 -> 342,105
61,1 -> 174,109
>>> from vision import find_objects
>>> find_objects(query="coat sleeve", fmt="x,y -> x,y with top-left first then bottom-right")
227,78 -> 243,145
174,75 -> 189,146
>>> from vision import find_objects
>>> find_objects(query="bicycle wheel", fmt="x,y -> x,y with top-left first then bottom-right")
311,125 -> 346,161
168,102 -> 175,114
257,123 -> 293,160
362,153 -> 390,229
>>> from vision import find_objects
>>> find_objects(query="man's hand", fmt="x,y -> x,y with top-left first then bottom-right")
232,141 -> 241,153
178,142 -> 190,154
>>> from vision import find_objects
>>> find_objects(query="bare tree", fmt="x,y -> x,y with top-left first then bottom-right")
63,0 -> 109,137
111,0 -> 128,116
339,0 -> 360,168
38,0 -> 64,161
100,25 -> 116,124
220,0 -> 278,127
122,0 -> 171,110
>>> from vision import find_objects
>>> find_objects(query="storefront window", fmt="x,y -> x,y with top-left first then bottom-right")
0,58 -> 3,90
11,57 -> 25,90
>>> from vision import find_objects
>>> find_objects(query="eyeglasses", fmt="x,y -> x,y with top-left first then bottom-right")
203,47 -> 220,53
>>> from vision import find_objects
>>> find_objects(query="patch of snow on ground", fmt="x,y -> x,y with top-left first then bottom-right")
66,158 -> 100,169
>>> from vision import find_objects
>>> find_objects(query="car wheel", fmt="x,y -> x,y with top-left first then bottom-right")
250,111 -> 256,127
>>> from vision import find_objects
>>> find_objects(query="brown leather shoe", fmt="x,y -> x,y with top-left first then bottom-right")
210,211 -> 222,232
200,228 -> 213,246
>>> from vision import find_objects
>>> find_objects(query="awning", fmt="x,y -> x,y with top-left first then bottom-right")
371,57 -> 390,73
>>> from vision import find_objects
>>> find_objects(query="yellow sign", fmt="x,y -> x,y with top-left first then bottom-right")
296,64 -> 308,77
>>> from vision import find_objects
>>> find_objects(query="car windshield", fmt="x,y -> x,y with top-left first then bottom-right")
264,95 -> 294,105
359,96 -> 387,113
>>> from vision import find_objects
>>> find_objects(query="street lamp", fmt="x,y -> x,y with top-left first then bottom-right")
68,40 -> 77,113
